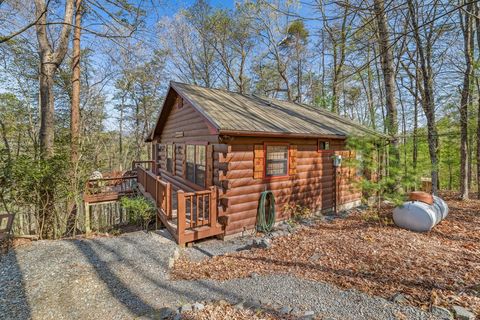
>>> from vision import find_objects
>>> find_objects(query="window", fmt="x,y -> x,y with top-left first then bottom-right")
318,140 -> 330,151
186,145 -> 195,182
195,145 -> 206,186
166,144 -> 173,173
186,144 -> 206,186
265,145 -> 288,177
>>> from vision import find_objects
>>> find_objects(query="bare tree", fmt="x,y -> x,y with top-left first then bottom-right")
71,0 -> 82,168
319,1 -> 350,113
34,0 -> 74,158
459,0 -> 474,199
373,0 -> 398,147
406,0 -> 440,195
476,2 -> 480,198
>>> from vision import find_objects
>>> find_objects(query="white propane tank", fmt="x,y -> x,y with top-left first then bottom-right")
393,196 -> 448,232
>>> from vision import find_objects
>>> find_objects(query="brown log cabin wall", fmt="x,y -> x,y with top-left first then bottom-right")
220,137 -> 361,236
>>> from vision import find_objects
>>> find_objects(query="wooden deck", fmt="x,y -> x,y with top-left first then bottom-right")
135,162 -> 224,245
82,162 -> 224,245
83,176 -> 137,203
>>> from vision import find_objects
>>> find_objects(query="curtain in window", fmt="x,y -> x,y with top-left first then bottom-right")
266,145 -> 288,176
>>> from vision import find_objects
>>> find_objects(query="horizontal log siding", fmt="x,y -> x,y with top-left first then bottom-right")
159,101 -> 217,144
153,95 -> 220,179
222,138 -> 361,235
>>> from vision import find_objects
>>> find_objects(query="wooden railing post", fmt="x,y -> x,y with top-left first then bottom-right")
84,201 -> 91,236
209,186 -> 217,227
166,182 -> 172,219
177,190 -> 186,246
144,169 -> 147,192
155,177 -> 159,208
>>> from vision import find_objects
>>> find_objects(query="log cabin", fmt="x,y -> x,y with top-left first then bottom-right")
135,81 -> 383,245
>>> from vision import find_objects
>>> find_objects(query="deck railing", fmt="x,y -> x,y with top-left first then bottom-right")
177,187 -> 218,243
134,160 -> 220,245
132,160 -> 155,172
135,163 -> 172,218
84,176 -> 137,198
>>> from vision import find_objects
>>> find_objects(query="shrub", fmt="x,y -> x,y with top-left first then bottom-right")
120,196 -> 156,230
284,203 -> 313,221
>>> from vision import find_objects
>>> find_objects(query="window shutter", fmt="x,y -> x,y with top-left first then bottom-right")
253,144 -> 264,179
206,144 -> 214,187
182,144 -> 187,179
289,145 -> 297,175
172,143 -> 176,175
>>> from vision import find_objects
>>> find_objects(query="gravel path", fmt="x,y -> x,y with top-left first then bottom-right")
0,231 -> 438,320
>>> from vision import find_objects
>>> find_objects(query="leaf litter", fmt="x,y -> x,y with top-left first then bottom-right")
172,192 -> 480,314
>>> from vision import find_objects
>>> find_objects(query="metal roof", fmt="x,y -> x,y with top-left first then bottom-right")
169,81 -> 385,138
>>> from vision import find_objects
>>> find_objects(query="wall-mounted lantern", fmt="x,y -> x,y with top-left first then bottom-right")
333,154 -> 342,167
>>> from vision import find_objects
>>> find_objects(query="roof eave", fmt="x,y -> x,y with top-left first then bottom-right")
219,129 -> 390,140
218,129 -> 346,139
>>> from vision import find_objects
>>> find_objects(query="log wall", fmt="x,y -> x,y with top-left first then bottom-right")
220,137 -> 361,235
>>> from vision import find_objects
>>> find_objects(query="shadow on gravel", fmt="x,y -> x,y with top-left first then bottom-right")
0,249 -> 31,319
74,239 -> 157,316
73,236 -> 251,316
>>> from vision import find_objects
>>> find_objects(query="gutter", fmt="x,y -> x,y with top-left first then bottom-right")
218,129 -> 346,139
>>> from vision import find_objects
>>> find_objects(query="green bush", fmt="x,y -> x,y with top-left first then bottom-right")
120,196 -> 156,230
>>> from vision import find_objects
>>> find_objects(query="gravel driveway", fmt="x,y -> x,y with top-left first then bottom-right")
0,231 -> 438,320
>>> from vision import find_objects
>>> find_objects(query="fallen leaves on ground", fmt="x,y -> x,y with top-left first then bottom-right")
172,192 -> 480,314
176,302 -> 296,320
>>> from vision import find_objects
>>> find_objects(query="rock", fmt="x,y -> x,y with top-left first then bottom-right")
452,305 -> 476,320
178,304 -> 192,313
390,293 -> 408,304
252,238 -> 272,249
250,272 -> 260,279
217,299 -> 229,306
278,306 -> 293,314
173,248 -> 180,260
302,310 -> 315,319
192,302 -> 205,311
271,231 -> 282,238
172,315 -> 182,320
157,307 -> 175,319
308,253 -> 322,262
291,307 -> 302,316
303,221 -> 315,227
244,299 -> 261,310
233,302 -> 245,310
257,238 -> 271,249
431,306 -> 453,320
168,258 -> 175,268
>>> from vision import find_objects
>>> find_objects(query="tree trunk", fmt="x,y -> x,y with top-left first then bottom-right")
38,63 -> 55,158
459,0 -> 473,200
374,0 -> 398,141
35,0 -> 74,159
407,0 -> 439,195
71,0 -> 82,168
34,0 -> 75,239
412,75 -> 418,172
367,46 -> 376,130
476,2 -> 480,198
373,0 -> 400,193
